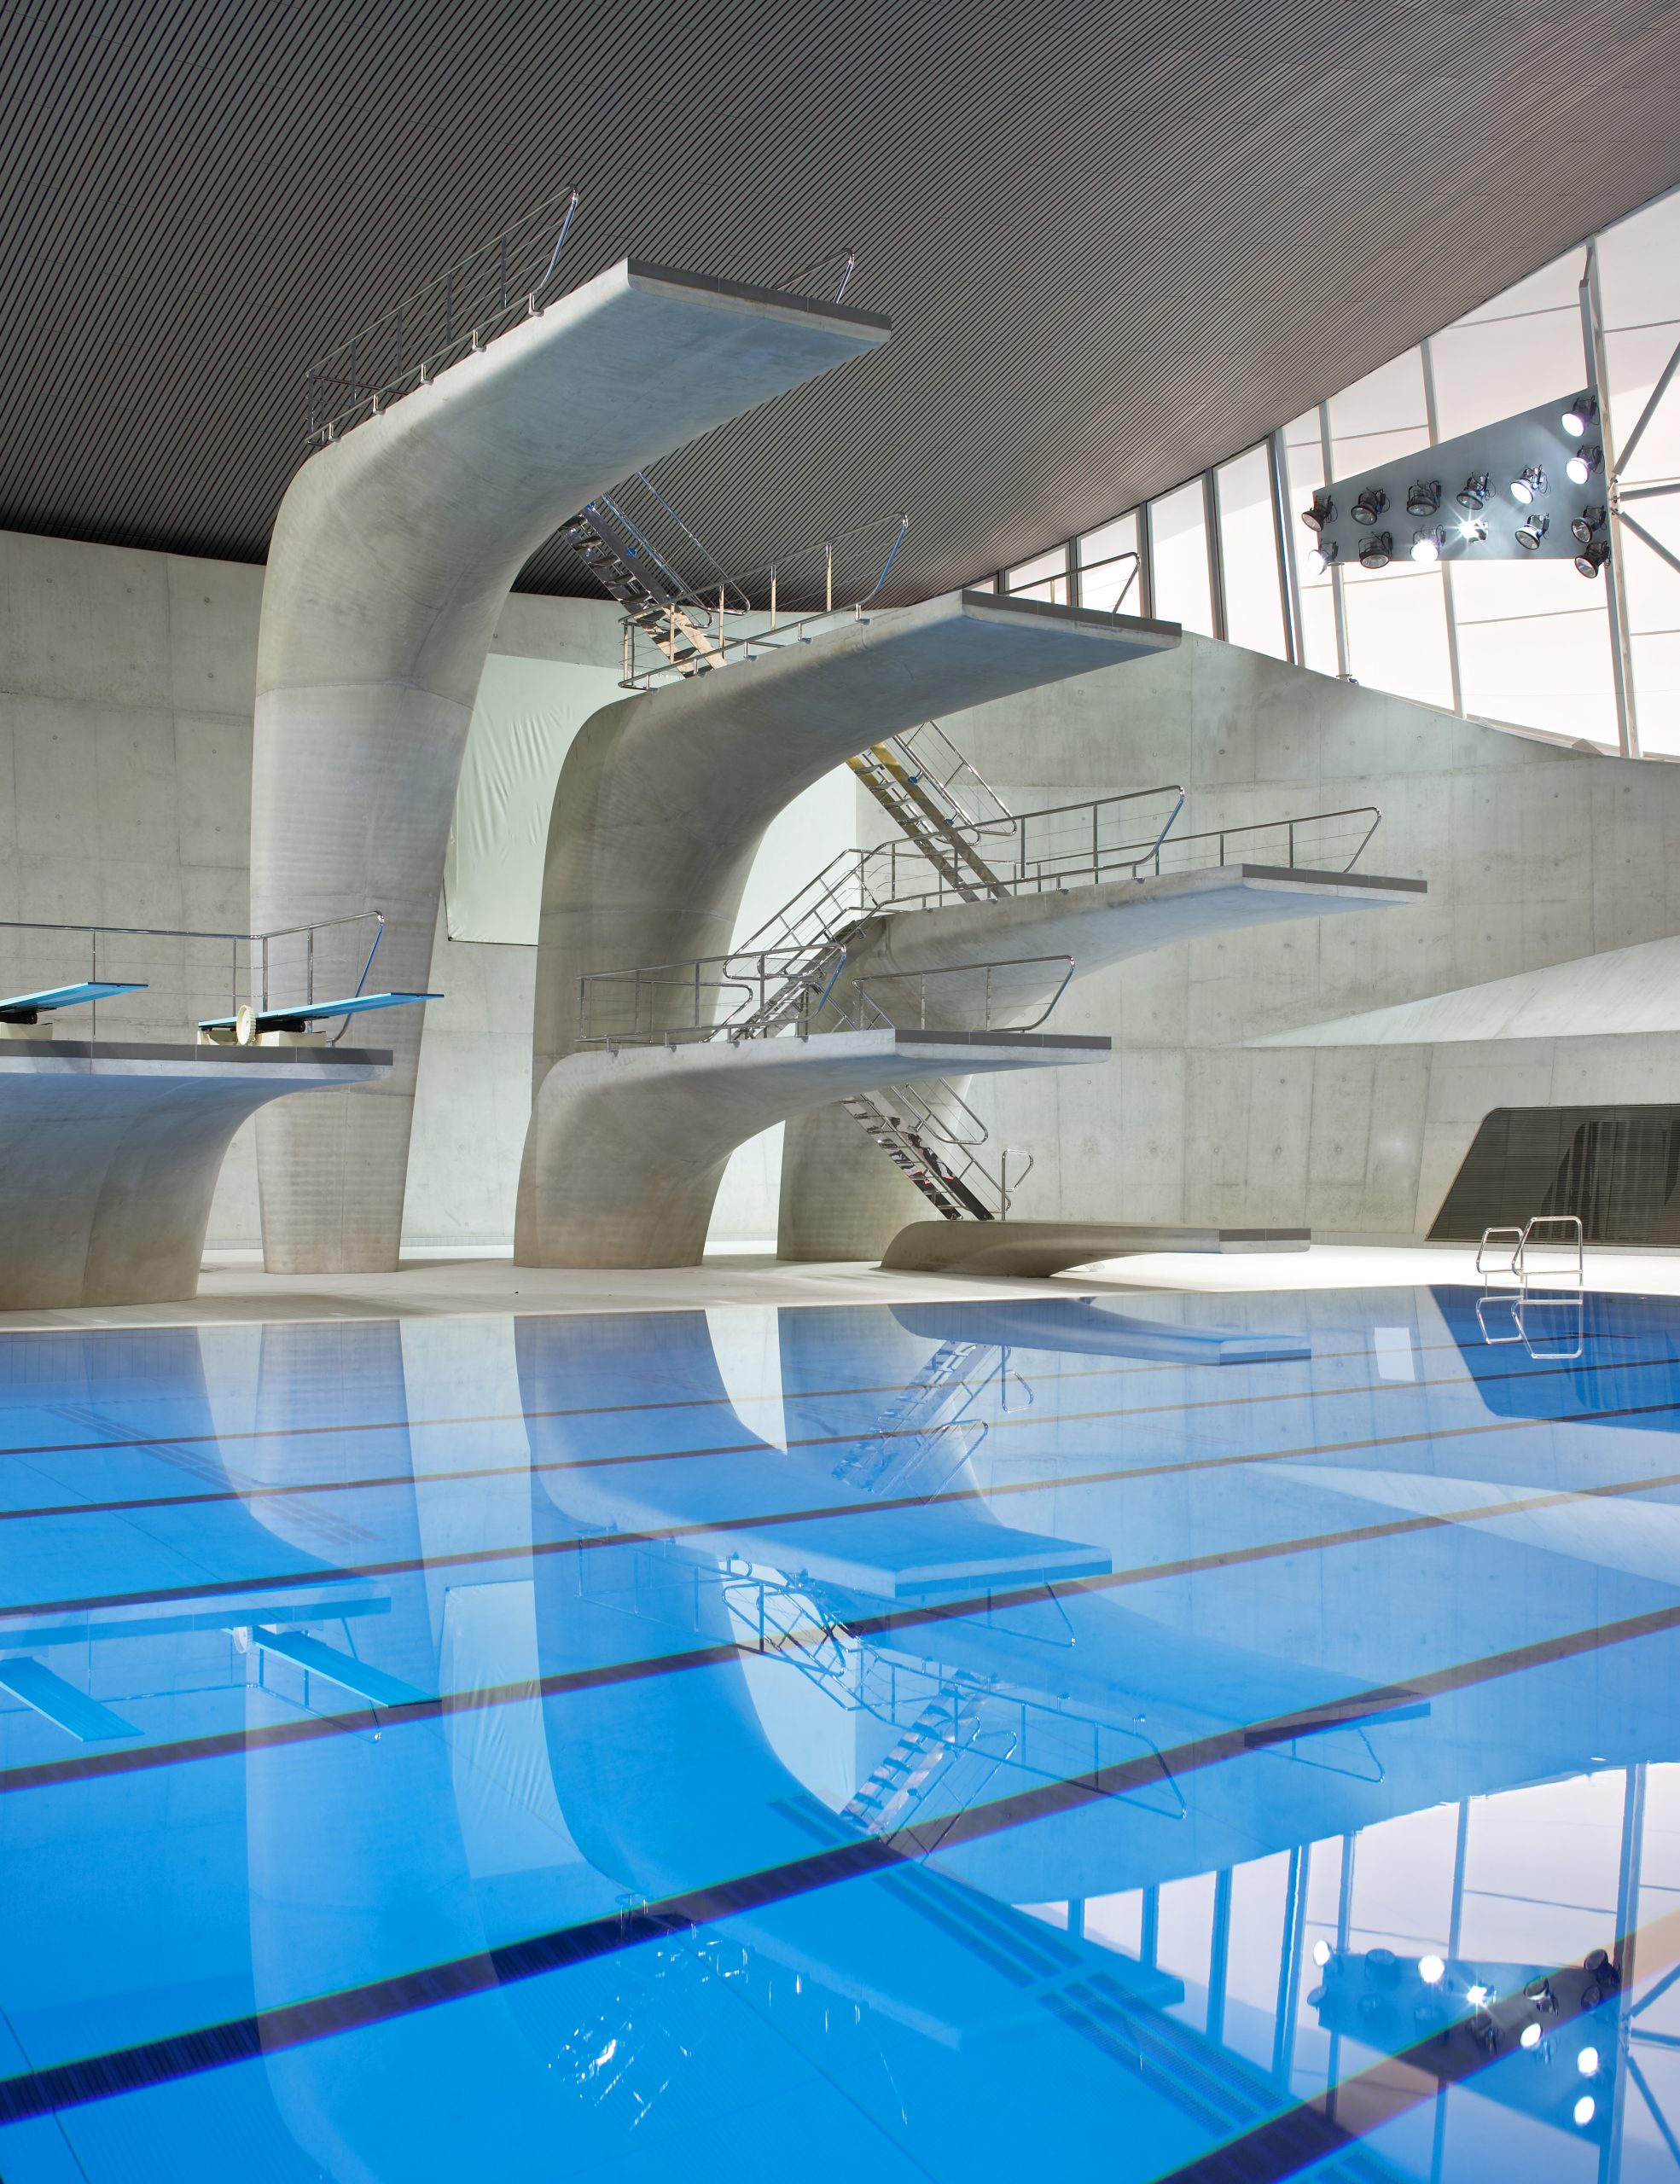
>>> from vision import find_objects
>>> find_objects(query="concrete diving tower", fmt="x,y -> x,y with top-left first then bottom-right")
516,590 -> 1181,1266
252,258 -> 889,1274
0,1039 -> 389,1310
779,863 -> 1427,1260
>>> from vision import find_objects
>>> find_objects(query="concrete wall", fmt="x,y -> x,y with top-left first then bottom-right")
911,633 -> 1680,1238
0,529 -> 629,1250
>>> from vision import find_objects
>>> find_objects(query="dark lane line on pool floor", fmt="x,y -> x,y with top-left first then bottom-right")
2,1594 -> 1677,2132
9,1441 -> 1680,1797
7,1380 -> 1680,1627
0,1315 -> 1660,1464
0,1345 -> 1666,1526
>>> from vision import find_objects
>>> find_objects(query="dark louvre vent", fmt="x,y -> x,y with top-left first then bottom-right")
1432,1107 -> 1680,1246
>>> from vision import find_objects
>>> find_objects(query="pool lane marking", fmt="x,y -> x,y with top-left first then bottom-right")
1,1594 -> 1677,2130
10,1438 -> 1680,1797
0,1314 -> 1660,1463
7,1374 -> 1680,1630
0,1345 -> 1666,1527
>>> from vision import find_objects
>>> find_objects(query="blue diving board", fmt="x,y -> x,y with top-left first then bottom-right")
0,981 -> 146,1024
250,1627 -> 428,1709
0,1657 -> 137,1741
198,990 -> 441,1033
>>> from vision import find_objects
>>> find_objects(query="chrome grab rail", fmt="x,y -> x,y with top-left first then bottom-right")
0,910 -> 385,1039
1477,1214 -> 1585,1357
1479,1212 -> 1585,1286
578,950 -> 1074,1048
305,188 -> 580,448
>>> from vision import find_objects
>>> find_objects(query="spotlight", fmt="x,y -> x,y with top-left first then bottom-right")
1562,392 -> 1599,438
1515,513 -> 1550,551
1302,491 -> 1334,532
1520,2023 -> 1542,2049
1457,514 -> 1489,543
1357,531 -> 1392,571
1418,1955 -> 1445,1984
1574,2095 -> 1596,2129
1572,504 -> 1607,545
1575,538 -> 1610,578
1405,479 -> 1441,518
1567,444 -> 1602,486
1456,473 -> 1491,512
1305,540 -> 1340,575
1352,486 -> 1388,526
1578,2047 -> 1601,2077
1410,527 -> 1444,564
1510,466 -> 1547,505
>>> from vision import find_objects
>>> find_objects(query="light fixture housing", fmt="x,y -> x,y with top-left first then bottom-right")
1410,527 -> 1444,563
1562,392 -> 1599,438
1456,472 -> 1491,512
1357,531 -> 1392,571
1405,479 -> 1441,518
1566,444 -> 1602,486
1575,538 -> 1610,578
1572,505 -> 1607,546
1515,513 -> 1549,551
1305,540 -> 1340,576
1351,487 -> 1388,527
1302,491 -> 1334,532
1510,465 -> 1547,506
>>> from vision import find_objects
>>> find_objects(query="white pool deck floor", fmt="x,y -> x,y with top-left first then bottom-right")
0,1238 -> 1675,1333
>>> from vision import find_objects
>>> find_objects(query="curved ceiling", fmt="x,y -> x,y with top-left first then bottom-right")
3,0 -> 1678,607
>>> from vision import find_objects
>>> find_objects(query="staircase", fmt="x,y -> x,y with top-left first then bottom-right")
846,742 -> 1008,901
840,1086 -> 1000,1222
561,497 -> 726,677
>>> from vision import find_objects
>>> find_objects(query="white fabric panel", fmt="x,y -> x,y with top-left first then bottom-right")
444,652 -> 623,944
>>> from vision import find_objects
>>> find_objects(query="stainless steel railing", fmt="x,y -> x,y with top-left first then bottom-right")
0,911 -> 385,1040
305,189 -> 581,449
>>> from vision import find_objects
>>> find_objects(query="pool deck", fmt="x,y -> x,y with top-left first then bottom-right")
0,1238 -> 1676,1332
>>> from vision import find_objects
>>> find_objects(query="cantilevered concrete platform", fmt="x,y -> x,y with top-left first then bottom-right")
518,1025 -> 1110,1269
519,589 -> 1180,1261
0,1042 -> 389,1309
253,257 -> 890,1276
880,1218 -> 1311,1278
780,863 -> 1427,1259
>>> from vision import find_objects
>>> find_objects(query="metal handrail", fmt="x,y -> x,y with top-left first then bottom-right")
0,910 -> 385,1037
852,956 -> 1076,1036
619,514 -> 911,689
1143,804 -> 1384,877
1478,1212 -> 1585,1288
305,188 -> 580,448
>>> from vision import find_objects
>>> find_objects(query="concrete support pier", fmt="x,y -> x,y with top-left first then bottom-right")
520,1026 -> 1110,1269
0,1043 -> 389,1308
252,258 -> 888,1275
518,590 -> 1179,1262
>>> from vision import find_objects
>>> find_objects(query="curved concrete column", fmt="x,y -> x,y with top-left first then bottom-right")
518,1024 -> 1108,1269
519,591 -> 1179,1258
253,259 -> 888,1275
779,863 -> 1428,1260
0,1042 -> 387,1309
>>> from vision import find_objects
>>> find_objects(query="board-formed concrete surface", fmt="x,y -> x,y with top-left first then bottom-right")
518,1025 -> 1111,1269
879,1218 -> 1311,1277
779,864 -> 1428,1261
0,1043 -> 389,1308
518,589 -> 1179,1260
252,258 -> 890,1277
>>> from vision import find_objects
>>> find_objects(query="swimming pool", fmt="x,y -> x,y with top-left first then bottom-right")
2,1282 -> 1678,2181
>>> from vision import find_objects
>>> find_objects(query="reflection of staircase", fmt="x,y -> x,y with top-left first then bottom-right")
834,1335 -> 999,1492
843,1693 -> 969,1835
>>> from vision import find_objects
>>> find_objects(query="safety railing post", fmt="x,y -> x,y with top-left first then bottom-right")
825,542 -> 834,615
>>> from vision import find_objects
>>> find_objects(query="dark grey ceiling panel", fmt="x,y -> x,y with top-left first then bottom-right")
1,0 -> 1677,607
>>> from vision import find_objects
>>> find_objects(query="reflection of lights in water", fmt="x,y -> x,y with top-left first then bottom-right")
1575,2095 -> 1597,2128
1312,1939 -> 1333,1966
1578,2047 -> 1600,2075
1466,1984 -> 1491,2006
1418,1955 -> 1445,1984
1520,2023 -> 1541,2049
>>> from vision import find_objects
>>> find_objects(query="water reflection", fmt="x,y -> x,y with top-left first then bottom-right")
0,1289 -> 1679,2177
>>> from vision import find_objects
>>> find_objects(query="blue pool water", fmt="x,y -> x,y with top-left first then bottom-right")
3,1284 -> 1680,2180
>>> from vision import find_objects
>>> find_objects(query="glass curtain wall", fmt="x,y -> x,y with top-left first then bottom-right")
1002,184 -> 1680,755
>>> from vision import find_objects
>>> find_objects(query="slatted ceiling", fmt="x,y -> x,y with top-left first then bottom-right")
2,3 -> 1677,607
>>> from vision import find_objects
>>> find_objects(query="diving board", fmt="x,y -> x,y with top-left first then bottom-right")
199,990 -> 441,1040
0,1657 -> 137,1741
0,981 -> 145,1024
